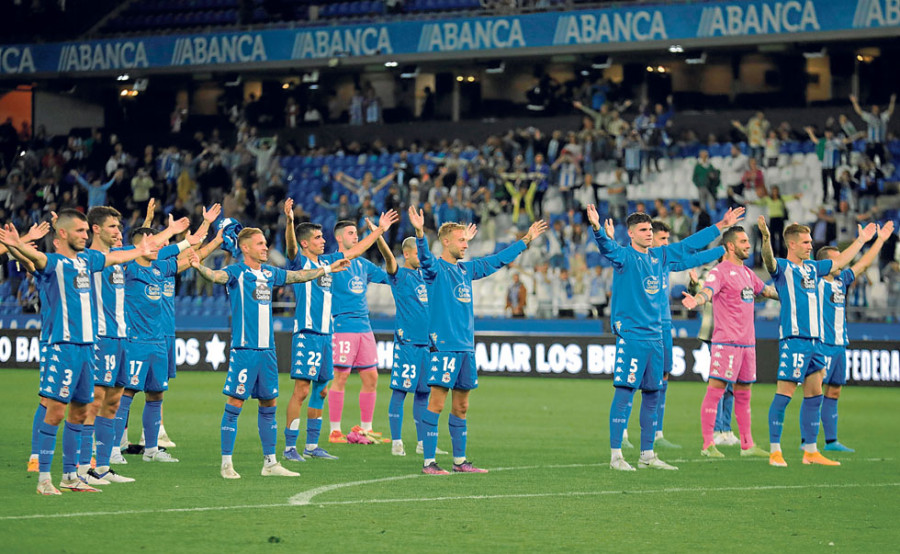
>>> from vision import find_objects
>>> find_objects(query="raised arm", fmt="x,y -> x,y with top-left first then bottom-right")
469,220 -> 547,280
366,218 -> 397,275
176,228 -> 216,273
832,223 -> 878,270
849,94 -> 864,118
849,221 -> 894,277
343,210 -> 399,261
104,238 -> 158,267
887,93 -> 896,118
188,249 -> 229,284
757,216 -> 777,274
142,198 -> 157,228
373,172 -> 396,193
284,198 -> 298,260
409,206 -> 437,281
0,224 -> 46,270
286,258 -> 350,284
803,126 -> 819,142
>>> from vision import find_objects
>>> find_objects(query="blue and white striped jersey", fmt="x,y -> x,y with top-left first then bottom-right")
289,252 -> 343,335
92,261 -> 126,339
35,251 -> 106,344
817,268 -> 855,346
771,258 -> 833,340
224,263 -> 286,350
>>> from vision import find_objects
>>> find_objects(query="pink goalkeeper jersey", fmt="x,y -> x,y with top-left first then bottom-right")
704,260 -> 765,347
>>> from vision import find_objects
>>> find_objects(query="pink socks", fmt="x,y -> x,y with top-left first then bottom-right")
733,388 -> 754,450
359,391 -> 376,427
701,385 -> 726,449
328,389 -> 345,427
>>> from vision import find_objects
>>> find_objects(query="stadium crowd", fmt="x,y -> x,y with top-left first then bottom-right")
1,88 -> 898,321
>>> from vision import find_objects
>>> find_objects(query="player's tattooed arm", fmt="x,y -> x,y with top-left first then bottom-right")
366,218 -> 398,275
757,216 -> 777,274
681,287 -> 713,310
284,258 -> 351,284
284,198 -> 298,260
176,228 -> 216,273
190,203 -> 222,246
188,249 -> 229,284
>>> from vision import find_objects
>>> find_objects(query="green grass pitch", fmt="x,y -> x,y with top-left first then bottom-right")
1,369 -> 898,552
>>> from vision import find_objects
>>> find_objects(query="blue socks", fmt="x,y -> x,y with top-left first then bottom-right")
413,392 -> 429,443
800,395 -> 823,446
258,406 -> 277,457
609,386 -> 635,449
655,380 -> 668,436
284,422 -> 299,449
768,393 -> 792,444
62,421 -> 82,475
422,409 -> 440,460
448,414 -> 467,458
822,396 -> 839,443
306,417 -> 322,448
31,403 -> 46,456
639,390 -> 660,451
38,421 -> 58,473
94,416 -> 115,467
221,404 -> 241,456
388,390 -> 406,441
113,394 -> 134,448
143,400 -> 162,450
80,424 -> 94,466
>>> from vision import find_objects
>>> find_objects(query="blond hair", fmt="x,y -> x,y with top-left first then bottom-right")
438,222 -> 466,241
783,223 -> 810,242
237,227 -> 264,244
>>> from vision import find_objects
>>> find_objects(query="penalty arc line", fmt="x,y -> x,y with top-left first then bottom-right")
2,481 -> 897,521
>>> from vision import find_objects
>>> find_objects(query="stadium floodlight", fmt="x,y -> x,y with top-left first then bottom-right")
685,51 -> 707,64
485,61 -> 505,74
668,45 -> 684,53
400,65 -> 419,79
116,74 -> 130,81
802,47 -> 827,59
384,60 -> 399,68
591,55 -> 612,69
302,70 -> 319,83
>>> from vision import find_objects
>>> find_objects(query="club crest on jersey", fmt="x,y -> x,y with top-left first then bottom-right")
105,370 -> 113,382
643,276 -> 660,294
626,374 -> 636,384
59,385 -> 69,398
793,368 -> 802,379
349,276 -> 366,294
705,272 -> 716,283
74,271 -> 90,291
741,287 -> 754,302
309,368 -> 317,376
454,284 -> 472,303
403,378 -> 412,389
262,269 -> 273,278
416,284 -> 428,303
442,373 -> 451,383
254,283 -> 271,304
153,268 -> 162,277
145,284 -> 162,300
236,384 -> 246,395
131,374 -> 140,385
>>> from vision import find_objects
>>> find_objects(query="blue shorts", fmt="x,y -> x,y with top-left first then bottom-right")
166,336 -> 177,379
426,350 -> 478,391
38,340 -> 47,384
613,336 -> 664,392
821,344 -> 847,387
291,332 -> 333,382
123,340 -> 169,393
390,342 -> 430,393
223,348 -> 279,400
662,326 -> 673,375
777,338 -> 828,383
93,336 -> 128,388
39,343 -> 95,405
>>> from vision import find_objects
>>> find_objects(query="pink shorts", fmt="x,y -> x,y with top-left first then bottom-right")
333,332 -> 378,371
709,344 -> 756,384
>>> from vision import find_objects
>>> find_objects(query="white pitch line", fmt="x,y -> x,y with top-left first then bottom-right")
289,474 -> 421,505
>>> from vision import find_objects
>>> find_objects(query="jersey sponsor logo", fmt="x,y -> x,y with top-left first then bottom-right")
348,275 -> 366,294
317,273 -> 332,288
163,280 -> 175,297
254,283 -> 272,304
642,276 -> 661,295
109,267 -> 125,287
415,284 -> 428,303
801,277 -> 815,289
741,286 -> 754,302
454,284 -> 472,303
831,291 -> 845,305
144,284 -> 162,301
74,271 -> 91,291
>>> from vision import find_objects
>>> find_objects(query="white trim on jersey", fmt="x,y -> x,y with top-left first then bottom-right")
115,283 -> 126,337
94,272 -> 106,336
784,266 -> 798,339
55,262 -> 70,342
252,268 -> 270,349
237,271 -> 247,348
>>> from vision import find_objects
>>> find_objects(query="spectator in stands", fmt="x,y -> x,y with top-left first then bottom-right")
689,200 -> 712,235
692,150 -> 719,214
622,129 -> 643,184
884,261 -> 900,323
17,277 -> 39,314
315,193 -> 359,222
731,111 -> 769,161
506,273 -> 527,318
850,93 -> 895,166
753,185 -> 799,260
809,206 -> 837,253
551,148 -> 581,214
826,199 -> 874,249
130,167 -> 154,212
72,168 -> 118,210
349,88 -> 365,126
586,265 -> 610,318
285,97 -> 300,128
722,144 -> 748,206
854,158 -> 884,214
421,87 -> 435,120
667,202 -> 690,242
303,104 -> 323,125
763,129 -> 781,168
554,267 -> 576,318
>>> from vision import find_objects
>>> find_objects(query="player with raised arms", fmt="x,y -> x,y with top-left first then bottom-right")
812,221 -> 893,453
282,200 -> 398,462
681,225 -> 778,459
190,227 -> 349,478
758,216 -> 876,467
0,210 -> 157,494
587,204 -> 745,471
409,205 -> 548,475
